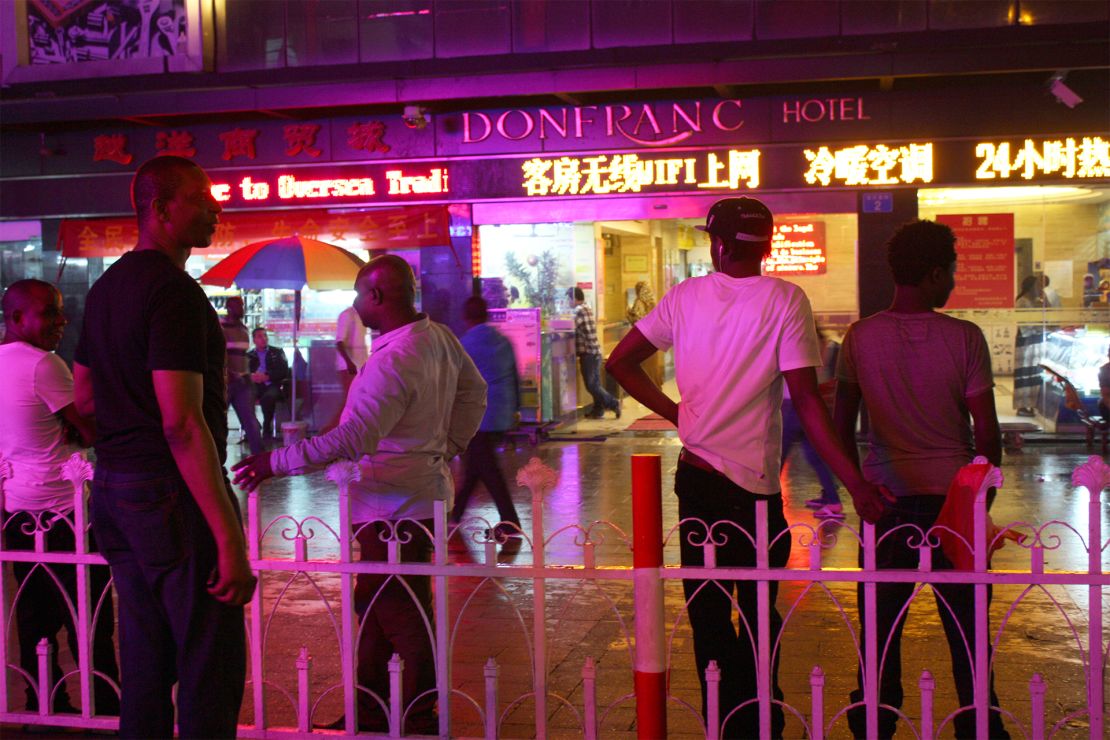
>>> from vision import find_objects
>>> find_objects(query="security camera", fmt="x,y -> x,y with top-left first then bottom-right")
402,105 -> 429,129
1048,74 -> 1083,109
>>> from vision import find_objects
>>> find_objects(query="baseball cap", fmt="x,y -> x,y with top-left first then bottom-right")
695,197 -> 774,242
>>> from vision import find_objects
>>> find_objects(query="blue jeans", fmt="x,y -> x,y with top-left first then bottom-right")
90,468 -> 246,739
579,352 -> 618,416
228,376 -> 263,454
780,399 -> 840,504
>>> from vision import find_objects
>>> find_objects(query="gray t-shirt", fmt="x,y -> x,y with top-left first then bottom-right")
837,311 -> 994,498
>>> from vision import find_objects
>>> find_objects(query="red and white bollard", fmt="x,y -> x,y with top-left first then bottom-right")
631,454 -> 666,739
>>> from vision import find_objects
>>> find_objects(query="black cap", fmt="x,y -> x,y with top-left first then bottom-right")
695,197 -> 773,242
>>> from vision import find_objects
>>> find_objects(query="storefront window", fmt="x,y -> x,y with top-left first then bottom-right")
920,185 -> 1110,429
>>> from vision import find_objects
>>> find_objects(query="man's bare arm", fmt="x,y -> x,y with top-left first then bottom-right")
785,367 -> 892,523
605,327 -> 677,425
153,369 -> 256,605
336,341 -> 357,374
73,362 -> 95,418
966,388 -> 1002,467
58,403 -> 96,447
833,379 -> 863,470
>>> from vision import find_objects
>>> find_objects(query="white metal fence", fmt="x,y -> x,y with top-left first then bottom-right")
1,452 -> 1107,738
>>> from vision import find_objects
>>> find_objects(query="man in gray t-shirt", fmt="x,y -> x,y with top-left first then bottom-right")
834,220 -> 1010,739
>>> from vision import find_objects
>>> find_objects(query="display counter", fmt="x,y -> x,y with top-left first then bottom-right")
1039,325 -> 1109,433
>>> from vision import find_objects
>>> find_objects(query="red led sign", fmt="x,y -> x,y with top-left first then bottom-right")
763,221 -> 827,275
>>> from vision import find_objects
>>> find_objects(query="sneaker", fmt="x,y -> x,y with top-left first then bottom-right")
484,523 -> 524,542
814,503 -> 845,519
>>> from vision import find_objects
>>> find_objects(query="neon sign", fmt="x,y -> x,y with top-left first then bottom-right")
763,222 -> 827,276
520,149 -> 761,196
803,143 -> 933,186
277,174 -> 375,199
386,168 -> 448,195
974,137 -> 1108,180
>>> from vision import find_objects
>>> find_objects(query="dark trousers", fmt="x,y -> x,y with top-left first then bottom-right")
228,377 -> 263,454
452,432 -> 520,527
353,519 -> 437,734
676,461 -> 790,739
579,352 -> 618,416
90,469 -> 246,739
848,496 -> 1009,739
4,509 -> 120,714
256,383 -> 283,438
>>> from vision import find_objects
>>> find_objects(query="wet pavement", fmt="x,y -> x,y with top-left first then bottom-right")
4,383 -> 1107,738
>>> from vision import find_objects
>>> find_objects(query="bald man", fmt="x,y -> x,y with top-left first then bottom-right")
74,155 -> 255,738
234,254 -> 486,734
0,279 -> 119,716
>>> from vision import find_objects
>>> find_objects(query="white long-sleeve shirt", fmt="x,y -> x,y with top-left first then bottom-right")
271,315 -> 487,521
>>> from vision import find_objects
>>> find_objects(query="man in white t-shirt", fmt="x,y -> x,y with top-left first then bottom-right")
324,304 -> 371,431
607,198 -> 887,738
336,304 -> 369,376
0,279 -> 119,715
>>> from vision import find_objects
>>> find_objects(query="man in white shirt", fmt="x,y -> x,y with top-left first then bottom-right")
234,255 -> 486,733
607,198 -> 888,738
0,279 -> 119,715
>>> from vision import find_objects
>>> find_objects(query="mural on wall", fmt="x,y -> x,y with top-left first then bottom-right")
28,0 -> 186,64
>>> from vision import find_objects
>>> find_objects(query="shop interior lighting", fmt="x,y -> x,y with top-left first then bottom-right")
918,186 -> 1100,207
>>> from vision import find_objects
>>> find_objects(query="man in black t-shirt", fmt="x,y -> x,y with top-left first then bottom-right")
74,156 -> 256,739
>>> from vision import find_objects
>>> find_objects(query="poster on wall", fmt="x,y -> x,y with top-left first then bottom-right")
763,221 -> 827,276
27,0 -> 187,65
938,213 -> 1014,309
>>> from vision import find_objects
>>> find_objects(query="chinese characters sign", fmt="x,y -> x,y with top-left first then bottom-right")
803,143 -> 933,186
974,137 -> 1108,180
938,213 -> 1015,310
58,205 -> 451,258
521,150 -> 761,196
763,222 -> 827,276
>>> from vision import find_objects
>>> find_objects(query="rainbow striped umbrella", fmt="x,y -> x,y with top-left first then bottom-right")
199,235 -> 364,291
200,236 -> 365,425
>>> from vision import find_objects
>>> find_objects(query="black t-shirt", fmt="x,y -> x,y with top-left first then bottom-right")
76,250 -> 228,472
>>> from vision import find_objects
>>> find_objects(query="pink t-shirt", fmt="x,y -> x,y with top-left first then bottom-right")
837,311 -> 994,498
0,342 -> 84,511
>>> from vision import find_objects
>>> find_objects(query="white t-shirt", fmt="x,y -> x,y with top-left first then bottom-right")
0,342 -> 84,511
335,306 -> 370,371
636,273 -> 821,493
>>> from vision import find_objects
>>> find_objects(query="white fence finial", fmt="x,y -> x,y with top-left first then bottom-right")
1071,455 -> 1110,501
515,457 -> 558,500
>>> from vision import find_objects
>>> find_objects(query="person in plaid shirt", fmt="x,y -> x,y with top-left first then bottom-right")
567,286 -> 621,419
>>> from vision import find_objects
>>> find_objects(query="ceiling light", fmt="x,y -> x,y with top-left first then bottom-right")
918,186 -> 1099,207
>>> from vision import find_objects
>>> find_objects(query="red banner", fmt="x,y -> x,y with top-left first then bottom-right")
58,205 -> 450,258
938,213 -> 1015,309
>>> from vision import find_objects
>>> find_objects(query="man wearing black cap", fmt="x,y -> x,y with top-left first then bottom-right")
607,197 -> 889,738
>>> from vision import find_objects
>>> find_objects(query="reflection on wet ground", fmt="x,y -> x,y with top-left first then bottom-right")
234,422 -> 1107,739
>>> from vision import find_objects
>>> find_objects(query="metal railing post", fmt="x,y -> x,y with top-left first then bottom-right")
632,454 -> 666,739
